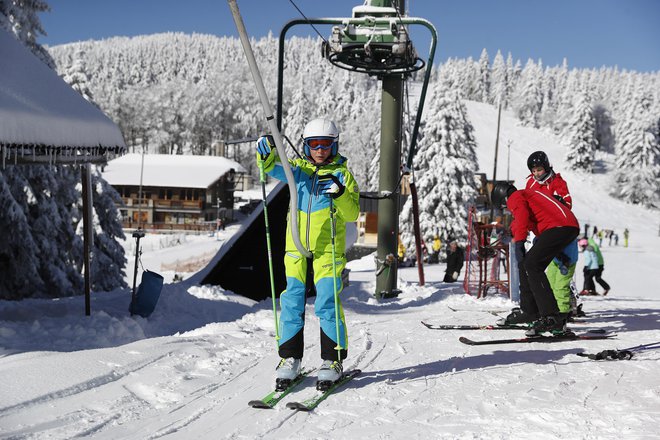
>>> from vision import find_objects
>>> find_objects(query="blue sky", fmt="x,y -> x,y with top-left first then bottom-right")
40,0 -> 660,72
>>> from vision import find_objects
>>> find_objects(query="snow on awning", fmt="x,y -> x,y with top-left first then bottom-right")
0,27 -> 125,166
102,154 -> 247,189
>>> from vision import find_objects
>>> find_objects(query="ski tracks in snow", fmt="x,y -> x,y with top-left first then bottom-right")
0,319 -> 270,439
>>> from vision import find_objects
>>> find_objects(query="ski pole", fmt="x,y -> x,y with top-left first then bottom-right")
329,196 -> 343,362
258,157 -> 280,343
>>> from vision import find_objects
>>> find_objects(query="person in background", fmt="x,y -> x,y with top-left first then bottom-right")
430,235 -> 442,264
580,244 -> 600,295
583,236 -> 611,295
255,118 -> 360,391
623,228 -> 629,247
397,235 -> 410,267
443,240 -> 464,283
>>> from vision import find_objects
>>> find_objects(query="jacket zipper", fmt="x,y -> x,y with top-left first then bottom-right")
306,168 -> 319,250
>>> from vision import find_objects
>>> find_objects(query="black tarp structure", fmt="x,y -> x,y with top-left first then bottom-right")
199,183 -> 289,301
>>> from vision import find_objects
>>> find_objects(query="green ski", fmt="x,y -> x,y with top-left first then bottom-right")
248,368 -> 315,409
286,369 -> 361,412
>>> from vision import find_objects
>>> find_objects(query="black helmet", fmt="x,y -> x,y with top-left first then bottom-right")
527,151 -> 551,171
491,182 -> 517,207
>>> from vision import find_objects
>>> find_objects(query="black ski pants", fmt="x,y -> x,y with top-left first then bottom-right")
519,226 -> 580,317
595,265 -> 610,291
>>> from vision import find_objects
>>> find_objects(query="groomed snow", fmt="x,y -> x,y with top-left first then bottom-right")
0,101 -> 658,439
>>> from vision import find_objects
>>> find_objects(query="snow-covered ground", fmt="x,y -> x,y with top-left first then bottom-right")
1,102 -> 659,439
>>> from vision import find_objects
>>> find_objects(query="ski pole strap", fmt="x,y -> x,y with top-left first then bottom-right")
577,349 -> 633,360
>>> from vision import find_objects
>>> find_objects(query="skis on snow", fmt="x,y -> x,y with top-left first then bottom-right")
421,321 -> 606,332
248,368 -> 315,409
422,321 -> 530,330
459,332 -> 616,346
285,369 -> 361,412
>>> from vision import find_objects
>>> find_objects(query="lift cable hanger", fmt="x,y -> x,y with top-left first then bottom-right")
276,3 -> 437,199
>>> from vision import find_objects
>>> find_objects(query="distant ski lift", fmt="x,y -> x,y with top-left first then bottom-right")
322,4 -> 424,77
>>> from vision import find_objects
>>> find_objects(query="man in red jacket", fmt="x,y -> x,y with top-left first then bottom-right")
492,182 -> 580,336
525,151 -> 572,209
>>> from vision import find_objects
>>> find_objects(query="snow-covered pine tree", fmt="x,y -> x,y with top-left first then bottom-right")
0,169 -> 44,299
0,1 -> 92,299
399,82 -> 478,257
490,50 -> 507,106
505,54 -> 521,108
613,93 -> 660,207
61,47 -> 96,104
86,168 -> 128,291
477,48 -> 490,104
511,59 -> 544,127
564,92 -> 598,172
24,165 -> 85,298
0,0 -> 55,68
283,76 -> 309,159
593,103 -> 615,153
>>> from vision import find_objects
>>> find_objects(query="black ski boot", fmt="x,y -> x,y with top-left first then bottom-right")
525,315 -> 570,337
496,307 -> 538,326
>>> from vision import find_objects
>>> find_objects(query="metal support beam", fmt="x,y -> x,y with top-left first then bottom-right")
376,74 -> 404,299
81,163 -> 93,316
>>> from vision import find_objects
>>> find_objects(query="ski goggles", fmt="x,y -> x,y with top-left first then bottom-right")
304,137 -> 336,150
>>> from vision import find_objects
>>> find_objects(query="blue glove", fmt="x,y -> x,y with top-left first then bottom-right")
317,174 -> 345,199
256,135 -> 274,159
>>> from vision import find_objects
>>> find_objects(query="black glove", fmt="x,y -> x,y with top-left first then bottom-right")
514,241 -> 526,261
553,194 -> 567,206
317,173 -> 345,199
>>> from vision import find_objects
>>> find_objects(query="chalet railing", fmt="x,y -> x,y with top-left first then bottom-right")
123,197 -> 203,210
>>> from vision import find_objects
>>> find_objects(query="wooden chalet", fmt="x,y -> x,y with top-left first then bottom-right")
101,154 -> 247,231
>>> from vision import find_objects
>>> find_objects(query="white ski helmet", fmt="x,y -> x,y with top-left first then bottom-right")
302,118 -> 339,157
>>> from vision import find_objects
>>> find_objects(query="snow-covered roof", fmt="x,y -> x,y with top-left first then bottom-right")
102,153 -> 247,189
0,27 -> 125,164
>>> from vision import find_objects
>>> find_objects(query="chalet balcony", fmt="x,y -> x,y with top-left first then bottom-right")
123,197 -> 203,212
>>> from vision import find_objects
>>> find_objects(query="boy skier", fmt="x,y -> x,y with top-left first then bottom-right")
491,182 -> 580,336
255,118 -> 360,390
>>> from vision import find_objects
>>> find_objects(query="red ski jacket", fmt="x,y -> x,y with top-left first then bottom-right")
507,189 -> 579,242
525,172 -> 572,209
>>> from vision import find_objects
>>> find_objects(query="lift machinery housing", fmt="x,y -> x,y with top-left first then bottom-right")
321,3 -> 424,77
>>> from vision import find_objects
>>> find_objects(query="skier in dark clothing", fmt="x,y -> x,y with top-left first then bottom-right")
443,241 -> 464,282
491,182 -> 580,336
